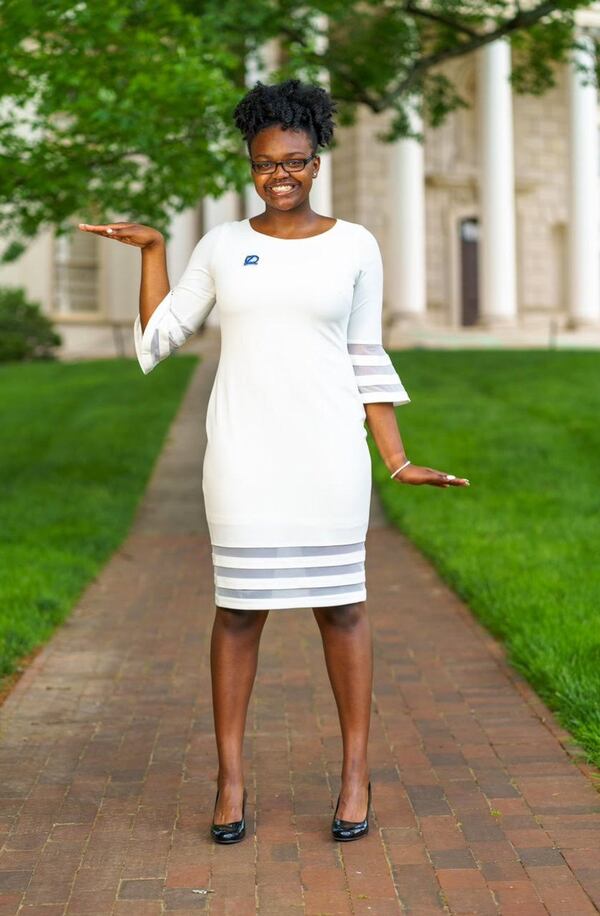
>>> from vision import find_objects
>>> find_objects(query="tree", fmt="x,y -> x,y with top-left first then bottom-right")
1,0 -> 597,260
278,1 -> 600,138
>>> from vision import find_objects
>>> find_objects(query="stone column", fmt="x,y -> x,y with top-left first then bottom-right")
312,140 -> 333,218
166,206 -> 201,285
477,38 -> 518,325
386,97 -> 427,326
567,31 -> 600,326
309,13 -> 333,217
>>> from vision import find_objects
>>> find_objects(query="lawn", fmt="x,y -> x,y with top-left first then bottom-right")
370,349 -> 600,767
0,355 -> 198,684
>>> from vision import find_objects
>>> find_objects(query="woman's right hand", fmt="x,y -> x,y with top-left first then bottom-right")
78,221 -> 164,250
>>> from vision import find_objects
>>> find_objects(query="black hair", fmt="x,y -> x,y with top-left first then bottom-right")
233,78 -> 337,153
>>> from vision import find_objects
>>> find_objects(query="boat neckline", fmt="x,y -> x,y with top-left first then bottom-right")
243,217 -> 342,241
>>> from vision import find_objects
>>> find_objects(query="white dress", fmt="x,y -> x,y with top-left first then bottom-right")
134,218 -> 410,610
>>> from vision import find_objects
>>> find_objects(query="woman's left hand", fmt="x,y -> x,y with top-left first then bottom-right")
393,464 -> 470,488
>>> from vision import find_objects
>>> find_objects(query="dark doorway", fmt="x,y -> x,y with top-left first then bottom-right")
460,217 -> 480,326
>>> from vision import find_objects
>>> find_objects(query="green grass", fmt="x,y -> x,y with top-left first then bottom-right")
0,355 -> 198,682
370,349 -> 600,766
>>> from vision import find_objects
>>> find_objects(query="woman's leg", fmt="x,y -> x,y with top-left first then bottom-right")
313,600 -> 372,821
210,606 -> 269,823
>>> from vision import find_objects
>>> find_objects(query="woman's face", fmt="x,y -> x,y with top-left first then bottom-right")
249,124 -> 319,211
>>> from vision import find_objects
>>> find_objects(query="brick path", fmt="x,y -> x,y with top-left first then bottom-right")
1,331 -> 600,916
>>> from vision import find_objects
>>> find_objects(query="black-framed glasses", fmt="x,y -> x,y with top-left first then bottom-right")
249,152 -> 317,175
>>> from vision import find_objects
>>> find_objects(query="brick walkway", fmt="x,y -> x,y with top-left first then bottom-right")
1,331 -> 600,916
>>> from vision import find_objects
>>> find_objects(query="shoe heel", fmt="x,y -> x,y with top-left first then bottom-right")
331,781 -> 371,842
211,788 -> 247,844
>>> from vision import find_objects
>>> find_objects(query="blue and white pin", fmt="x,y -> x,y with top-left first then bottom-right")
244,254 -> 259,266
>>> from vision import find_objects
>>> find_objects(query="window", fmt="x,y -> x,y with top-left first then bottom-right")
53,224 -> 100,314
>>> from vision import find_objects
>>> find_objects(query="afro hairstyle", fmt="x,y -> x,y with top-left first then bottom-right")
233,78 -> 337,153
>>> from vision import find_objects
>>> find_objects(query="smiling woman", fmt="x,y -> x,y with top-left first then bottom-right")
139,77 -> 465,842
79,76 -> 467,848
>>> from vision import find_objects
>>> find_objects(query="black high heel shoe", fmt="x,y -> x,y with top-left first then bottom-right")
331,781 -> 371,842
210,787 -> 247,844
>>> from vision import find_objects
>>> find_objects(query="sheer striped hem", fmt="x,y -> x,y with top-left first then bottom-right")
212,542 -> 367,610
347,343 -> 410,406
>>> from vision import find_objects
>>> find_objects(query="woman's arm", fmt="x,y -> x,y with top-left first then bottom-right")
79,220 -> 220,374
364,402 -> 470,488
139,239 -> 169,333
364,402 -> 407,473
346,227 -> 469,488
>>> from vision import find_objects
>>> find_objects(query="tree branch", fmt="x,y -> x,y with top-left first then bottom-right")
280,1 -> 568,117
379,0 -> 563,107
403,2 -> 480,39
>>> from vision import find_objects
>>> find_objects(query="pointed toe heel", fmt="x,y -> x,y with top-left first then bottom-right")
331,781 -> 371,842
210,788 -> 247,844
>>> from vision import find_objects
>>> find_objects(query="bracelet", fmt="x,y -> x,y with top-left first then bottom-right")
390,459 -> 411,479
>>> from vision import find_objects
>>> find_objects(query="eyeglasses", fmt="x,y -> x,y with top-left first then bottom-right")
249,153 -> 316,174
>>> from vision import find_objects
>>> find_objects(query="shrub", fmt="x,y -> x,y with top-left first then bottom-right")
0,286 -> 62,362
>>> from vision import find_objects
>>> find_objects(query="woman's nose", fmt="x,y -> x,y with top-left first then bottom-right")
271,162 -> 290,179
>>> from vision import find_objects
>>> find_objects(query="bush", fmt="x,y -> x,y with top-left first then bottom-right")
0,286 -> 62,363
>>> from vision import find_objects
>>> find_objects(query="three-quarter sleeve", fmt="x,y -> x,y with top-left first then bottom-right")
134,222 -> 225,374
346,227 -> 410,407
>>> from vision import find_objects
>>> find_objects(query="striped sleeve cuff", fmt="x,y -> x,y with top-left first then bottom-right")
347,343 -> 410,406
134,291 -> 192,375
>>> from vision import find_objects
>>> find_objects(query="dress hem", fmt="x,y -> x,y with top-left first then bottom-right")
214,587 -> 367,610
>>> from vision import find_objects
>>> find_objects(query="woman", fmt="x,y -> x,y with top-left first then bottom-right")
79,78 -> 469,845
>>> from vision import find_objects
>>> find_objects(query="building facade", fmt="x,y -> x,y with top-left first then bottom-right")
2,15 -> 599,357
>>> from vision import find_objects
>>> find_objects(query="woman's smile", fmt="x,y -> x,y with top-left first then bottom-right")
266,181 -> 300,196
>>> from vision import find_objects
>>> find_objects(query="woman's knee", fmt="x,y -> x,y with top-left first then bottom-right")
215,606 -> 268,635
314,601 -> 367,632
